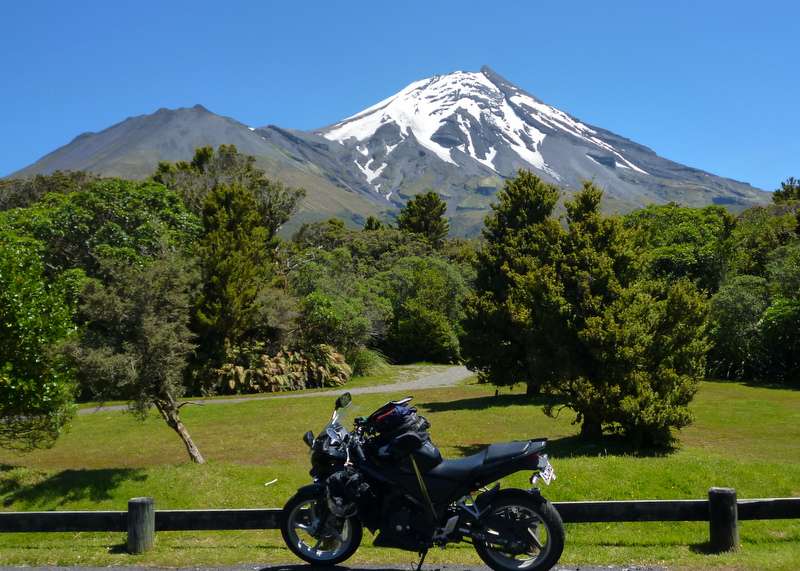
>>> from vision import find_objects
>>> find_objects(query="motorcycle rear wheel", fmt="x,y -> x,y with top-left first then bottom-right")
473,493 -> 564,571
281,487 -> 362,566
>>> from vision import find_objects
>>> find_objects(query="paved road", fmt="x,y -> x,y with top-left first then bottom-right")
1,566 -> 665,571
78,366 -> 473,415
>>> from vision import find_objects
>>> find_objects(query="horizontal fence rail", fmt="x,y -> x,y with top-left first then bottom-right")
156,508 -> 282,531
3,497 -> 798,532
554,499 -> 710,523
1,491 -> 798,554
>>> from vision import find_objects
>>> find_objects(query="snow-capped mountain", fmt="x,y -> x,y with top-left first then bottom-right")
321,68 -> 648,182
12,66 -> 768,234
298,67 -> 762,212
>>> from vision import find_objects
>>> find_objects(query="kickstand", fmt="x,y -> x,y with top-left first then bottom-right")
414,548 -> 428,571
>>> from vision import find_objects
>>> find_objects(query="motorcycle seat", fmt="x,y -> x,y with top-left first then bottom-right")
485,440 -> 532,463
427,440 -> 544,480
426,451 -> 486,480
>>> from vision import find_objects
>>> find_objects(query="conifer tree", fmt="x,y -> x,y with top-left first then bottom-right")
195,183 -> 270,361
463,173 -> 708,446
154,145 -> 304,239
773,176 -> 800,203
397,191 -> 449,247
462,171 -> 565,395
363,215 -> 384,231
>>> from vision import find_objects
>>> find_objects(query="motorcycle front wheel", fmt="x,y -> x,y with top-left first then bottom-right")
473,493 -> 565,571
281,487 -> 362,566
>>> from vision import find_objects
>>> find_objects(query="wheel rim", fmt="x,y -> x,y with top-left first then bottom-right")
481,504 -> 552,570
285,498 -> 354,562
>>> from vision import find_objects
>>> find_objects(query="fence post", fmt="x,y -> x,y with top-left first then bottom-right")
127,497 -> 155,554
708,487 -> 738,552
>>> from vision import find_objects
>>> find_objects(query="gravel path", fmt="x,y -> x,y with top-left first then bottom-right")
78,366 -> 473,415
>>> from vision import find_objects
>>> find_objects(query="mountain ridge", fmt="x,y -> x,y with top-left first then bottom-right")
10,66 -> 769,234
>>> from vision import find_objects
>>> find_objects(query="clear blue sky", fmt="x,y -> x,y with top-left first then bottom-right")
2,0 -> 797,190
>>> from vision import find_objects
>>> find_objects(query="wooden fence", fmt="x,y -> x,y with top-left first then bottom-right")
1,488 -> 798,555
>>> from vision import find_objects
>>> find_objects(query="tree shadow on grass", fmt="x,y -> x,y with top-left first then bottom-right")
451,433 -> 674,460
419,393 -> 675,459
0,464 -> 147,508
418,392 -> 553,413
688,542 -> 718,555
711,376 -> 800,392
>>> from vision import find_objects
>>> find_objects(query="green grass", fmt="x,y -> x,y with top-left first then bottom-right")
1,374 -> 799,569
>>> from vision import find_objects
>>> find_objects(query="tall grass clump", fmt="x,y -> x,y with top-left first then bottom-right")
347,347 -> 390,377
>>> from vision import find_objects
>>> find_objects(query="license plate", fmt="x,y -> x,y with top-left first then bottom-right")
530,460 -> 556,486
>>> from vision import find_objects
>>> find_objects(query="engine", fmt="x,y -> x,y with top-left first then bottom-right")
372,495 -> 433,551
325,468 -> 375,519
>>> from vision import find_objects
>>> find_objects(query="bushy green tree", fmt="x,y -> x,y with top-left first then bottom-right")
0,170 -> 100,211
561,185 -> 707,445
464,173 -> 708,445
756,241 -> 800,385
758,298 -> 800,385
154,144 -> 304,239
725,202 -> 800,277
288,219 -> 469,364
708,275 -> 771,379
624,203 -> 734,291
63,250 -> 205,463
289,247 -> 391,351
766,242 -> 800,298
378,256 -> 467,363
0,232 -> 79,450
299,291 -> 372,352
195,184 -> 275,361
772,176 -> 800,203
0,178 -> 200,277
397,191 -> 449,247
462,171 -> 566,394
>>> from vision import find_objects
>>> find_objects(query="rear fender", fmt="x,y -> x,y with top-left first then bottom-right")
491,487 -> 545,506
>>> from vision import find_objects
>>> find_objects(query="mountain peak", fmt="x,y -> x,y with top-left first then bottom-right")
12,68 -> 768,234
317,65 -> 649,178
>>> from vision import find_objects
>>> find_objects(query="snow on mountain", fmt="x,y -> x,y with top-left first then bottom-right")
319,67 -> 649,186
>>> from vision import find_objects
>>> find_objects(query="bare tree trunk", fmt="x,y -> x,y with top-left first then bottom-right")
155,399 -> 205,464
526,382 -> 540,396
580,418 -> 603,440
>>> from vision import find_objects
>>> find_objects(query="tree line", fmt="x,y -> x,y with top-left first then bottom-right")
0,146 -> 797,460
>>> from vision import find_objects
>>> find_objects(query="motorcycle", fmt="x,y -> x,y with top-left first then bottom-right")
281,392 -> 564,571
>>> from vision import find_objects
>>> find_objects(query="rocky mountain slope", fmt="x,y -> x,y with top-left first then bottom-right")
12,66 -> 768,234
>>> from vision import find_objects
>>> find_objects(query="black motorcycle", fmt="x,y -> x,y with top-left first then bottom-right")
281,392 -> 564,571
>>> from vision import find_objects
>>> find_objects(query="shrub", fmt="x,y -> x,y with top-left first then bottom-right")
217,345 -> 351,393
300,291 -> 373,352
346,347 -> 390,377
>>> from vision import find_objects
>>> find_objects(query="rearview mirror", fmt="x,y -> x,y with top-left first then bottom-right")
335,392 -> 352,410
303,430 -> 314,448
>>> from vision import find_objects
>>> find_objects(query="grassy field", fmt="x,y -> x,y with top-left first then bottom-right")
1,367 -> 799,569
